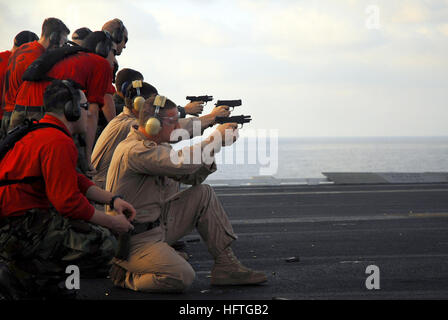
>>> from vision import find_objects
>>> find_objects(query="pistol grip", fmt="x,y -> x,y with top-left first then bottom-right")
115,232 -> 131,260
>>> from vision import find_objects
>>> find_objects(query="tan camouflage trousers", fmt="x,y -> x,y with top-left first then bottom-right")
112,184 -> 237,293
0,208 -> 117,295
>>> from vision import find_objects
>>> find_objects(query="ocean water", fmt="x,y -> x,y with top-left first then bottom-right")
176,136 -> 448,180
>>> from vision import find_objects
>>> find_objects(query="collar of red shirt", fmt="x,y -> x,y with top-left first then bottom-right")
39,114 -> 72,137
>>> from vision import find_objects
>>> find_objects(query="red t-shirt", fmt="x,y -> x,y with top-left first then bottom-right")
0,50 -> 12,119
0,114 -> 95,220
15,52 -> 112,108
106,82 -> 116,95
2,41 -> 45,112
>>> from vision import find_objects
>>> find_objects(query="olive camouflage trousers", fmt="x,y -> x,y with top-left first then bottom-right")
0,208 -> 117,294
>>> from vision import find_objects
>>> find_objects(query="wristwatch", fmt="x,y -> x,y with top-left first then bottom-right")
177,106 -> 186,118
109,195 -> 124,210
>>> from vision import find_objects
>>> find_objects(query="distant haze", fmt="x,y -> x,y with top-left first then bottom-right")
1,0 -> 447,137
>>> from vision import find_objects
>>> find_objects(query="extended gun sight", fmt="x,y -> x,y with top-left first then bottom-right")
186,95 -> 213,104
215,99 -> 242,110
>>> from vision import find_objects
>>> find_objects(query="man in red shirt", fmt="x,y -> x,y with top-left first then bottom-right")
0,80 -> 136,300
1,18 -> 70,134
13,31 -> 117,171
0,31 -> 39,138
96,19 -> 128,143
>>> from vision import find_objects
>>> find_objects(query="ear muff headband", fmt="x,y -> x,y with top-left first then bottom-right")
121,81 -> 130,95
60,80 -> 81,122
95,31 -> 113,58
132,80 -> 145,111
49,32 -> 61,46
111,20 -> 125,43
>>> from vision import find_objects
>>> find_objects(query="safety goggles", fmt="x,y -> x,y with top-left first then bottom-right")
160,115 -> 179,125
80,102 -> 89,110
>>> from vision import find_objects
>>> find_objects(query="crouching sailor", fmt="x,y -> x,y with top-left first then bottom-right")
106,94 -> 267,293
0,80 -> 136,300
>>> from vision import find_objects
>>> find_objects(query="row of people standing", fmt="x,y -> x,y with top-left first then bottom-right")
0,18 -> 126,172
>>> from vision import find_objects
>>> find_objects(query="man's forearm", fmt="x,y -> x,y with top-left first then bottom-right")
199,114 -> 216,131
89,209 -> 115,228
185,134 -> 222,161
86,185 -> 113,205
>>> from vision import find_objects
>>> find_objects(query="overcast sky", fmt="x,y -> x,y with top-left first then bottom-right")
1,0 -> 447,137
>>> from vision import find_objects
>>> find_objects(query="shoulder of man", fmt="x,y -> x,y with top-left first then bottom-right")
0,50 -> 11,59
143,140 -> 158,149
0,51 -> 11,67
120,129 -> 160,154
17,41 -> 44,56
34,126 -> 74,146
5,124 -> 75,162
63,51 -> 109,70
83,51 -> 110,65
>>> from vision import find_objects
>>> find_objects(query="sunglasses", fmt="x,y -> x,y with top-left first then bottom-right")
80,102 -> 89,110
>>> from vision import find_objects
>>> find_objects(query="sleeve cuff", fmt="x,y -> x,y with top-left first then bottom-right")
177,106 -> 186,118
77,173 -> 95,195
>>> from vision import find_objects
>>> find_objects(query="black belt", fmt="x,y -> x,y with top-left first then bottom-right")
0,176 -> 42,187
14,105 -> 45,112
132,219 -> 161,235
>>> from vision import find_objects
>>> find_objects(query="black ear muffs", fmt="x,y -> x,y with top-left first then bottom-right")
61,80 -> 81,122
111,20 -> 125,44
49,32 -> 61,47
95,31 -> 113,58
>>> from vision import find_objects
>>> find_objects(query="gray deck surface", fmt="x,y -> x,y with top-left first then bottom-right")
77,183 -> 448,300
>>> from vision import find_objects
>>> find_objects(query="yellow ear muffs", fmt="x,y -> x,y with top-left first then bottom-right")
132,80 -> 144,111
145,117 -> 162,135
144,95 -> 167,136
133,96 -> 145,111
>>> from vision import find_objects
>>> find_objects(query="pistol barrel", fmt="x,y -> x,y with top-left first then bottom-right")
215,115 -> 252,125
186,95 -> 213,102
215,99 -> 242,107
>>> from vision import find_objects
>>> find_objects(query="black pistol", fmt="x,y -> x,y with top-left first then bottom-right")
115,210 -> 132,261
186,95 -> 213,104
215,115 -> 252,128
215,99 -> 242,110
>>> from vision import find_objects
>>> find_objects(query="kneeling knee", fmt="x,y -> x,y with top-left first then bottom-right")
153,265 -> 196,293
182,266 -> 196,288
171,265 -> 195,292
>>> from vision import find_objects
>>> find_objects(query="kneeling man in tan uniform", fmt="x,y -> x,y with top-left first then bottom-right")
105,94 -> 267,292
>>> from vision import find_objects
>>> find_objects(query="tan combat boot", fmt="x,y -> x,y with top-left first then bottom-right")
211,247 -> 267,286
